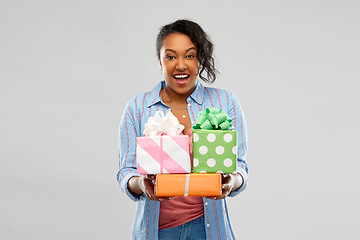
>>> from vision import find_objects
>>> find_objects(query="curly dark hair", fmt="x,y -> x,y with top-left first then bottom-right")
156,19 -> 218,83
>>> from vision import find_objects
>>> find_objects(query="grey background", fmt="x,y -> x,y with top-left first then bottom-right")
1,0 -> 359,239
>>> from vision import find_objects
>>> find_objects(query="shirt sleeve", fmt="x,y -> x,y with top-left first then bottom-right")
227,91 -> 249,197
116,101 -> 145,202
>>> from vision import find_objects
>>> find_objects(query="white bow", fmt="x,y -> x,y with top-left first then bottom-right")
143,111 -> 185,136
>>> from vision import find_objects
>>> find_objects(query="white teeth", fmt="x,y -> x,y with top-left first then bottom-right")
174,75 -> 189,79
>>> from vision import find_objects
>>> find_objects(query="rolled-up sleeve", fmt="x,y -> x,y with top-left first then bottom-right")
227,92 -> 248,197
116,101 -> 144,201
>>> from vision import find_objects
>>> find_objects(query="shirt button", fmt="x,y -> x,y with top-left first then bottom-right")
207,224 -> 210,228
205,201 -> 208,206
188,103 -> 191,106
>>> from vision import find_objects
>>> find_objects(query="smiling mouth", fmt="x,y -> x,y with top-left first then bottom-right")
173,74 -> 190,81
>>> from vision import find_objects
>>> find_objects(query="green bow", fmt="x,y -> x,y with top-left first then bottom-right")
193,107 -> 232,130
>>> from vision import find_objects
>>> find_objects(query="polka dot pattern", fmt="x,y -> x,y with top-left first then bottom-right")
223,158 -> 233,167
193,158 -> 199,167
207,158 -> 216,167
199,146 -> 208,154
232,146 -> 237,155
193,133 -> 199,142
192,130 -> 238,174
224,133 -> 232,142
215,146 -> 224,155
207,133 -> 216,142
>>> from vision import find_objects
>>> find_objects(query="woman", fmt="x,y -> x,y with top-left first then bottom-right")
117,19 -> 248,240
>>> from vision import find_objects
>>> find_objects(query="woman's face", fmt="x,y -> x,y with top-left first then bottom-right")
159,33 -> 199,96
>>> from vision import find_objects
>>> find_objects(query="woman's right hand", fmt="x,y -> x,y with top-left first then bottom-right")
128,175 -> 173,201
137,175 -> 158,200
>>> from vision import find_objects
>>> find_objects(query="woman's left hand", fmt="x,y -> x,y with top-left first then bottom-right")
207,173 -> 243,200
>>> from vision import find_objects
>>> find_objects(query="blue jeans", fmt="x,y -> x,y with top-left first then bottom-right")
158,215 -> 206,240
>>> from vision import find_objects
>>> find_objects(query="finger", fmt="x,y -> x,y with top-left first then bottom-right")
222,183 -> 231,191
223,183 -> 232,193
206,193 -> 225,200
221,183 -> 231,194
221,173 -> 230,179
158,196 -> 175,201
141,178 -> 157,200
204,196 -> 217,200
144,181 -> 155,195
205,194 -> 226,200
222,174 -> 231,184
145,191 -> 161,201
216,195 -> 226,200
146,174 -> 156,180
148,195 -> 175,201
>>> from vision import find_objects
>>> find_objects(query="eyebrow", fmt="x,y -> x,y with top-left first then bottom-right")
165,47 -> 197,53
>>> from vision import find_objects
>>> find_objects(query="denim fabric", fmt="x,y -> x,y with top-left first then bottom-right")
158,215 -> 206,240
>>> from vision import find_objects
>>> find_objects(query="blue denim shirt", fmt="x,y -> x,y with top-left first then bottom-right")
117,80 -> 248,240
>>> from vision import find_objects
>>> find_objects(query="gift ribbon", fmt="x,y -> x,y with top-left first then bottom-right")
184,174 -> 190,196
160,135 -> 163,174
143,111 -> 185,136
143,111 -> 184,173
193,107 -> 232,130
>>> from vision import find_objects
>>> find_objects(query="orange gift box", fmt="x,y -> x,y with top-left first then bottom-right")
155,173 -> 222,197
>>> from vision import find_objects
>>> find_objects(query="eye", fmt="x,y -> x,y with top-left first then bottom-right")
166,55 -> 175,60
186,54 -> 195,59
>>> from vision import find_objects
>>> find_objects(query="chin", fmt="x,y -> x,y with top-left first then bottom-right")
175,84 -> 196,96
169,79 -> 196,95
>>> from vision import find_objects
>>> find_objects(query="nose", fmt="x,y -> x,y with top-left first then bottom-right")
176,58 -> 187,71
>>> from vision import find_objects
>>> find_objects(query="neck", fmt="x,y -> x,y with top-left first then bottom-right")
164,85 -> 195,104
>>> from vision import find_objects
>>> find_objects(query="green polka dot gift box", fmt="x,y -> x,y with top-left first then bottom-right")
192,107 -> 237,173
192,129 -> 237,174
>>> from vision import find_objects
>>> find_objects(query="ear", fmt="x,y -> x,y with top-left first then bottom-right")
197,62 -> 202,74
159,62 -> 162,74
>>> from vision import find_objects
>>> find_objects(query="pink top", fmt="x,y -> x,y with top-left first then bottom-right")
158,129 -> 204,230
159,196 -> 204,230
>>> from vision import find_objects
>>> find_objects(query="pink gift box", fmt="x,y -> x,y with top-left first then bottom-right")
136,135 -> 191,174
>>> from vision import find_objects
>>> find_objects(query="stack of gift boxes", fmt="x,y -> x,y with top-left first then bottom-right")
136,108 -> 237,197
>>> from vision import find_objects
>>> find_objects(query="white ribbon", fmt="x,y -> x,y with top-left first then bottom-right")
184,174 -> 190,196
143,111 -> 185,136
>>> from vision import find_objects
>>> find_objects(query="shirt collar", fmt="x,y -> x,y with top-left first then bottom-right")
189,80 -> 204,105
147,80 -> 204,108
